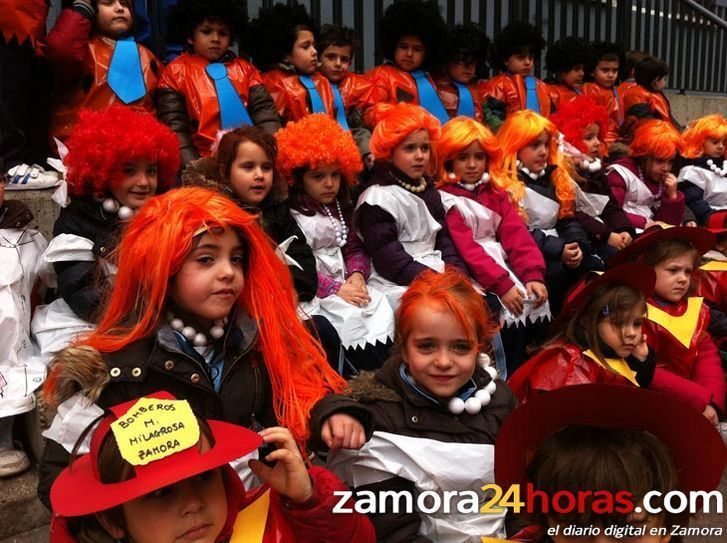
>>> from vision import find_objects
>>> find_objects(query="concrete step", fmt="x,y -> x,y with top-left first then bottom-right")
0,526 -> 49,543
0,468 -> 50,541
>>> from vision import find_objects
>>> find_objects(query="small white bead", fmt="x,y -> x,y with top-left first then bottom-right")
102,198 -> 118,213
707,159 -> 714,166
485,381 -> 497,395
477,353 -> 491,367
210,325 -> 225,339
448,172 -> 457,180
181,326 -> 196,340
193,333 -> 207,346
118,206 -> 134,220
481,172 -> 490,183
474,389 -> 491,405
484,366 -> 498,380
448,397 -> 465,415
464,397 -> 482,415
170,318 -> 184,331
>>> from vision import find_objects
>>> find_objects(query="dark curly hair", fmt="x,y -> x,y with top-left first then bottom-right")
166,0 -> 248,45
490,21 -> 545,72
380,0 -> 447,71
585,41 -> 625,81
545,36 -> 588,79
245,3 -> 317,70
318,24 -> 357,55
440,23 -> 490,79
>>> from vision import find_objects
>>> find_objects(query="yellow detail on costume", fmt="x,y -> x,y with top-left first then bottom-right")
231,489 -> 271,542
582,350 -> 639,386
646,297 -> 703,349
700,261 -> 727,272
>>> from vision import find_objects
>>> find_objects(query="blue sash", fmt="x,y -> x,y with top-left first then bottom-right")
524,75 -> 541,114
330,83 -> 350,130
453,81 -> 476,118
205,63 -> 253,129
410,69 -> 449,124
298,74 -> 327,114
108,36 -> 146,104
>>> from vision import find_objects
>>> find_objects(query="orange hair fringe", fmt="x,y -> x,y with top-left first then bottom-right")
680,114 -> 727,159
434,116 -> 501,186
628,119 -> 682,160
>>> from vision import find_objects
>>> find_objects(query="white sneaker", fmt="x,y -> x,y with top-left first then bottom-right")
4,163 -> 60,190
0,446 -> 31,477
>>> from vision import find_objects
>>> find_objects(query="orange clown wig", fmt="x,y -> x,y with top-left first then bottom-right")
64,105 -> 180,197
629,119 -> 682,160
491,110 -> 575,218
680,114 -> 727,159
434,116 -> 501,186
274,114 -> 362,185
549,96 -> 609,156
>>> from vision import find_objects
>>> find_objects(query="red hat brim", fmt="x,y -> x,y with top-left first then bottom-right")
51,419 -> 262,517
609,225 -> 715,267
495,384 -> 726,494
706,211 -> 727,236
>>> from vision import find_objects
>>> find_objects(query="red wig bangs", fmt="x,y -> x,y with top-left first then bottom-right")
550,96 -> 609,155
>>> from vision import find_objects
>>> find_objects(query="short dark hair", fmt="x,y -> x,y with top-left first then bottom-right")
490,21 -> 545,71
318,24 -> 357,55
442,23 -> 490,78
380,0 -> 447,70
635,57 -> 669,90
167,0 -> 247,45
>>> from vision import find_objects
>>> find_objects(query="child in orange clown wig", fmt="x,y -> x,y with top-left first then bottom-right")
491,110 -> 603,316
38,187 -> 371,508
275,114 -> 395,373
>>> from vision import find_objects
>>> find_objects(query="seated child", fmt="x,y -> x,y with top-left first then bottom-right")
355,103 -> 467,307
607,119 -> 686,230
677,113 -> 727,225
508,264 -> 656,403
495,384 -> 725,542
50,394 -> 376,542
479,21 -> 550,123
0,175 -> 50,477
157,0 -> 280,166
362,0 -> 449,124
695,211 -> 727,350
582,42 -> 625,145
617,49 -> 649,97
38,0 -> 160,143
319,268 -> 516,542
623,56 -> 682,130
546,36 -> 587,112
435,116 -> 550,372
610,225 -> 726,425
275,114 -> 394,372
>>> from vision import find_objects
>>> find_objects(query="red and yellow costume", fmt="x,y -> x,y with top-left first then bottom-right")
547,83 -> 581,113
582,82 -> 622,143
622,85 -> 678,128
433,76 -> 483,122
0,0 -> 48,48
360,64 -> 438,111
262,67 -> 334,124
477,73 -> 552,122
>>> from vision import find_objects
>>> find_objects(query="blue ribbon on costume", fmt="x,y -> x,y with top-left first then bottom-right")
108,36 -> 147,104
330,83 -> 350,130
205,63 -> 253,129
612,87 -> 623,124
411,69 -> 449,124
298,74 -> 327,114
524,75 -> 541,114
453,81 -> 476,118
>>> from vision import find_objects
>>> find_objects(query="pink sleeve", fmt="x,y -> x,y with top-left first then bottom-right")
648,367 -> 712,412
654,191 -> 686,226
494,192 -> 545,284
691,333 -> 726,414
607,168 -> 647,229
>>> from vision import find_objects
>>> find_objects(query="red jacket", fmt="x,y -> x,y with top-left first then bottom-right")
440,183 -> 545,296
38,9 -> 159,143
547,83 -> 582,113
617,79 -> 638,97
338,72 -> 373,113
0,0 -> 48,48
477,73 -> 552,122
582,82 -> 623,143
262,68 -> 335,124
622,85 -> 679,129
49,466 -> 376,543
360,64 -> 439,111
433,76 -> 483,122
644,296 -> 725,414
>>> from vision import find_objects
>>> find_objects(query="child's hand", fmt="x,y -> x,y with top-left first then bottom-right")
619,232 -> 633,246
662,173 -> 678,199
684,220 -> 697,227
525,281 -> 548,308
249,427 -> 313,504
501,285 -> 525,316
607,231 -> 629,250
320,413 -> 367,450
560,242 -> 583,269
632,332 -> 649,361
346,272 -> 368,293
337,281 -> 371,307
702,405 -> 719,426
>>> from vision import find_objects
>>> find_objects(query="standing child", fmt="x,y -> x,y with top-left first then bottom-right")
435,116 -> 550,373
623,56 -> 682,130
677,114 -> 727,225
320,268 -> 516,542
157,0 -> 280,166
545,36 -> 587,112
38,0 -> 160,144
275,114 -> 395,372
583,42 -> 625,145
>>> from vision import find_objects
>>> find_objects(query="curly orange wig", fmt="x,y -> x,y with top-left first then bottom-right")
629,120 -> 682,160
491,110 -> 575,219
549,96 -> 609,155
274,114 -> 362,186
64,105 -> 180,197
435,116 -> 501,186
52,187 -> 345,447
680,114 -> 727,159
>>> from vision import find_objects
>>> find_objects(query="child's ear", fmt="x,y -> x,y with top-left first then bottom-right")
96,512 -> 126,539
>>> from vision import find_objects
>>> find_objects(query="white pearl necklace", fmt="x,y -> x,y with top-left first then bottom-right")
390,171 -> 427,193
455,172 -> 490,191
519,166 -> 545,180
322,199 -> 348,247
168,313 -> 227,347
102,198 -> 135,220
706,159 -> 727,177
580,157 -> 602,173
448,353 -> 498,415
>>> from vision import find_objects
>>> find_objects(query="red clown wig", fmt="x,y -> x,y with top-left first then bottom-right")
680,114 -> 727,159
434,116 -> 501,186
491,110 -> 575,219
64,106 -> 180,197
629,120 -> 682,160
64,187 -> 346,446
274,114 -> 362,185
549,96 -> 609,155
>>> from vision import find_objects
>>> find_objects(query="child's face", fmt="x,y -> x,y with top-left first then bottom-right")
109,159 -> 158,210
653,252 -> 695,302
169,228 -> 245,325
517,131 -> 550,174
582,123 -> 602,159
228,141 -> 273,206
319,44 -> 353,83
447,60 -> 476,84
652,76 -> 667,91
593,59 -> 620,88
285,30 -> 318,75
391,129 -> 431,179
643,156 -> 674,183
451,141 -> 488,184
561,64 -> 584,87
302,164 -> 342,205
188,19 -> 231,62
597,308 -> 644,359
403,302 -> 478,399
95,0 -> 133,38
505,51 -> 534,76
394,35 -> 425,72
703,136 -> 726,159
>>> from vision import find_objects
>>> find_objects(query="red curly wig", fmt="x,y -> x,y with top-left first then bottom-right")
64,105 -> 180,197
274,114 -> 362,185
491,110 -> 575,219
550,96 -> 609,155
434,116 -> 500,186
53,187 -> 345,447
680,114 -> 727,159
629,119 -> 682,160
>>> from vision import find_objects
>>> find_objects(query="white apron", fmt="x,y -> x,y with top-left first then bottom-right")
572,181 -> 610,220
678,164 -> 727,210
440,191 -> 550,327
607,164 -> 657,220
522,186 -> 560,236
356,185 -> 445,308
329,431 -> 506,542
292,210 -> 394,349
